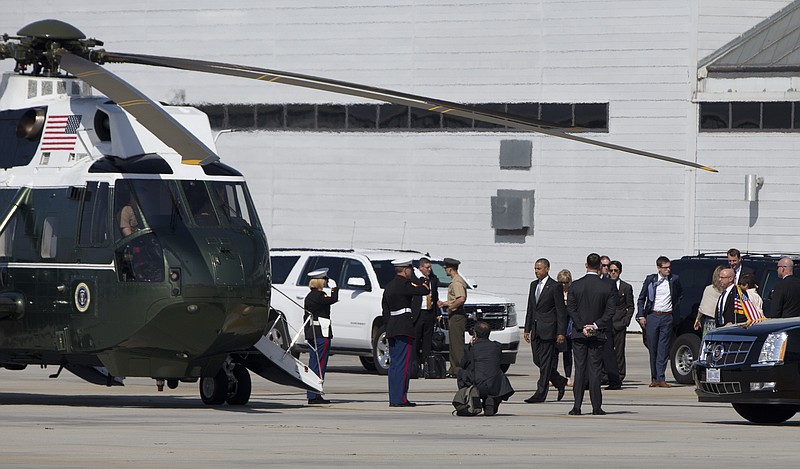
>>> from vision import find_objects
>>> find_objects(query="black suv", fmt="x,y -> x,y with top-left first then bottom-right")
667,253 -> 789,384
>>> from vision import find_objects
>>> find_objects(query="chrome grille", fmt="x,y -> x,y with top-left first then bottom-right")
703,338 -> 754,366
701,382 -> 742,394
442,305 -> 507,331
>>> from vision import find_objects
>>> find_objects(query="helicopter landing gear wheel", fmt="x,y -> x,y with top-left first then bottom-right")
226,364 -> 252,406
199,368 -> 228,405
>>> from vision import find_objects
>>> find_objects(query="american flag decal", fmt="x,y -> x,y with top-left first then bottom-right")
41,115 -> 82,151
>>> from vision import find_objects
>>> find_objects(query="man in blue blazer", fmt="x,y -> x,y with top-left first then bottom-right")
636,256 -> 683,388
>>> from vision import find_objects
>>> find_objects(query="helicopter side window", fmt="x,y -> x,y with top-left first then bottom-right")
181,180 -> 219,226
114,180 -> 142,240
78,182 -> 110,245
0,215 -> 17,258
40,216 -> 58,259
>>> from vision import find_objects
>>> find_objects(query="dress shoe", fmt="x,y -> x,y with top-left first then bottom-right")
307,397 -> 331,404
592,409 -> 607,415
648,381 -> 657,388
389,401 -> 416,407
445,373 -> 457,379
524,395 -> 545,403
656,381 -> 671,388
557,385 -> 566,401
605,384 -> 622,390
568,408 -> 581,416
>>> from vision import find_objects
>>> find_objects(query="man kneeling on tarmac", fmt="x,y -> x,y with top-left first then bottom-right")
457,321 -> 515,416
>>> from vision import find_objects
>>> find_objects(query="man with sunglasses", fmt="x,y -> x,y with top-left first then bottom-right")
608,260 -> 635,383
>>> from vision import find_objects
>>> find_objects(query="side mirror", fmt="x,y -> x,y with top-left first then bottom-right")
347,277 -> 371,291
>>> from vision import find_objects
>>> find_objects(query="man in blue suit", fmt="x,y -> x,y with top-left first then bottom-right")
636,256 -> 683,388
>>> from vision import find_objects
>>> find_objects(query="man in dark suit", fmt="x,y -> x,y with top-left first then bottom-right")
412,257 -> 440,375
768,257 -> 800,318
636,256 -> 683,388
523,258 -> 567,403
598,255 -> 622,389
566,253 -> 616,415
609,260 -> 635,383
715,268 -> 743,325
458,321 -> 515,416
727,248 -> 754,284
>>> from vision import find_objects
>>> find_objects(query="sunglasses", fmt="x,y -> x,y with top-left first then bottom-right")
609,268 -> 620,273
601,264 -> 610,268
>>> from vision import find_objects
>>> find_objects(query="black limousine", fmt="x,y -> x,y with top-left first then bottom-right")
694,318 -> 800,424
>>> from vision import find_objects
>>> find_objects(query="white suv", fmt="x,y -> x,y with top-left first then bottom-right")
269,248 -> 519,374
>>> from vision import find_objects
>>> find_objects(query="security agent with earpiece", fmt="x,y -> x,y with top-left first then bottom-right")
382,257 -> 430,407
304,268 -> 339,405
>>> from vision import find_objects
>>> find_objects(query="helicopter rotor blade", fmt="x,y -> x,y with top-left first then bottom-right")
102,51 -> 716,173
57,51 -> 219,166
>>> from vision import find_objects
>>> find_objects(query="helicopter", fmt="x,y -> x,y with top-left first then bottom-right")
0,19 -> 715,406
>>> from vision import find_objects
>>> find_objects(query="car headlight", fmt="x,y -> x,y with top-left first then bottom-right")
506,304 -> 517,327
758,332 -> 788,365
699,340 -> 711,362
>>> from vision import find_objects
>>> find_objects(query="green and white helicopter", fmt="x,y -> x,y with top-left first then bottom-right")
0,19 -> 714,406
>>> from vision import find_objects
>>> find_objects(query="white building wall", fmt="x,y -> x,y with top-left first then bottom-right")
0,1 -> 795,319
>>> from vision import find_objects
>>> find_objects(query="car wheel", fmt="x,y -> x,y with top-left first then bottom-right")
199,368 -> 228,405
732,403 -> 797,424
670,333 -> 701,384
226,364 -> 252,406
359,356 -> 377,371
372,325 -> 389,375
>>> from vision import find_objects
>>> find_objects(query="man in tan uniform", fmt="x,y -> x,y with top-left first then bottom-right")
438,257 -> 468,377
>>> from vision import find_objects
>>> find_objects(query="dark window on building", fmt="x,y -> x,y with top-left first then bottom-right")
410,107 -> 441,129
763,102 -> 792,129
442,112 -> 473,129
541,103 -> 572,126
227,104 -> 256,129
473,103 -> 507,129
256,104 -> 285,129
193,102 -> 609,133
348,104 -> 377,129
507,103 -> 540,122
286,104 -> 316,129
378,104 -> 409,128
731,102 -> 760,129
700,103 -> 729,129
575,103 -> 607,129
317,105 -> 346,129
202,104 -> 226,129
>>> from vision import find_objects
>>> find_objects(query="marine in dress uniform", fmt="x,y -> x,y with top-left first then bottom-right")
382,257 -> 430,407
304,268 -> 339,404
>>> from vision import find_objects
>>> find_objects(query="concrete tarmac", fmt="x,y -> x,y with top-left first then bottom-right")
1,334 -> 797,468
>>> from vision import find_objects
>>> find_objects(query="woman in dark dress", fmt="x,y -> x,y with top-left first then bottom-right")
556,269 -> 574,386
304,268 -> 339,404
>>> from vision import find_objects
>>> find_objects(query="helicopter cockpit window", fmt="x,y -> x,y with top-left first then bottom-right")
114,179 -> 188,240
181,180 -> 219,226
208,181 -> 258,229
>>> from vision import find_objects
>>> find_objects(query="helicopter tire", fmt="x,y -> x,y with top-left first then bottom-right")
226,364 -> 252,406
199,368 -> 228,405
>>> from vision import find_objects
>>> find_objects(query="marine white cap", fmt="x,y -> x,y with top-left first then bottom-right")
307,268 -> 329,279
392,257 -> 414,267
